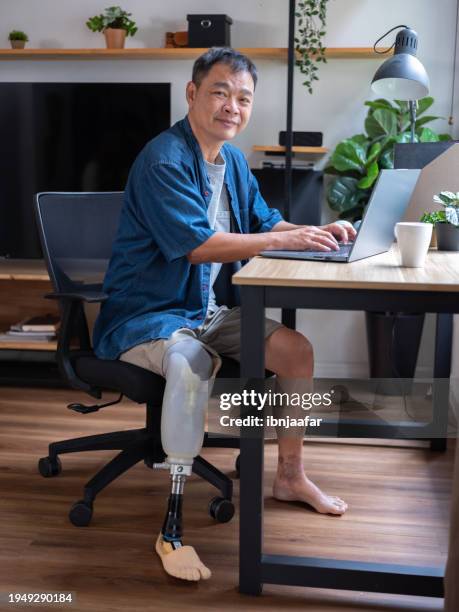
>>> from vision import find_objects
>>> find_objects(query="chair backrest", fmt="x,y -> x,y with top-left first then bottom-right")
34,192 -> 123,293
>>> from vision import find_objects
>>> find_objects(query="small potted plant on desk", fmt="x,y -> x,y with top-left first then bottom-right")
86,6 -> 137,49
421,191 -> 459,251
8,30 -> 29,49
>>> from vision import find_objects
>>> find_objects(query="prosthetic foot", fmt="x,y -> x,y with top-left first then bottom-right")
155,464 -> 211,582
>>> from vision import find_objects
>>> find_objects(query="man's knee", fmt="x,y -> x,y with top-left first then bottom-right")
267,328 -> 313,377
290,332 -> 313,375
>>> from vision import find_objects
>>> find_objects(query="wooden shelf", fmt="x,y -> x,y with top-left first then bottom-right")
0,259 -> 50,281
0,47 -> 382,61
253,145 -> 329,155
0,338 -> 57,351
0,260 -> 59,353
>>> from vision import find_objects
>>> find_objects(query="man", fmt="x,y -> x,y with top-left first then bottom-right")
94,47 -> 355,582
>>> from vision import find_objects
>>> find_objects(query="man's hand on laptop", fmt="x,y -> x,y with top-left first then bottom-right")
277,222 -> 357,252
322,221 -> 357,245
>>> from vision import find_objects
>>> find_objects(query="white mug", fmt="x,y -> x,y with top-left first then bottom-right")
394,222 -> 433,268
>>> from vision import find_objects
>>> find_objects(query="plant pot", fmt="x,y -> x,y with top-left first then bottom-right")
10,40 -> 26,49
104,28 -> 126,49
436,223 -> 459,251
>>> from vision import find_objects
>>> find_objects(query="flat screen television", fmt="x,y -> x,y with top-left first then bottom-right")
0,82 -> 170,258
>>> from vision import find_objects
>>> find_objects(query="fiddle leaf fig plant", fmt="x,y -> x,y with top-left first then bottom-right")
325,97 -> 451,220
295,0 -> 328,94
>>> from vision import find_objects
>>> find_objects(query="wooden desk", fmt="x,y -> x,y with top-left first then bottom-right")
232,246 -> 458,598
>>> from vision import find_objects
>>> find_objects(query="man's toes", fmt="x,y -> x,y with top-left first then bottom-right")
199,563 -> 212,580
187,567 -> 200,581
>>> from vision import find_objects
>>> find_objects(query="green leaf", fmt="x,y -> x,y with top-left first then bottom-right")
399,113 -> 411,133
327,176 -> 369,214
364,100 -> 396,113
329,139 -> 367,173
445,206 -> 459,226
365,108 -> 398,139
379,148 -> 394,169
365,142 -> 382,166
420,210 -> 446,224
349,134 -> 370,147
394,99 -> 409,113
416,96 -> 434,116
415,115 -> 441,129
418,127 -> 439,142
357,161 -> 379,189
438,133 -> 452,141
437,191 -> 458,202
396,132 -> 417,144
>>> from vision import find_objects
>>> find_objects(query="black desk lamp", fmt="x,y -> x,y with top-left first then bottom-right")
371,25 -> 430,142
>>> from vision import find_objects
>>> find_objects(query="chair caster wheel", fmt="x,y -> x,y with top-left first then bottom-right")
235,454 -> 240,478
69,500 -> 93,527
38,456 -> 62,477
209,497 -> 235,523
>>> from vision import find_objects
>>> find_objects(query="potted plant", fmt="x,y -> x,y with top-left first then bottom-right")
325,97 -> 451,220
86,6 -> 137,49
421,191 -> 459,251
8,30 -> 29,49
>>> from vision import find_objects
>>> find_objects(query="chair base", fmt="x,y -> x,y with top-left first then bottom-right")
39,403 -> 240,525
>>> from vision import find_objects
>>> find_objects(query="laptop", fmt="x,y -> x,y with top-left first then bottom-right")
260,169 -> 421,263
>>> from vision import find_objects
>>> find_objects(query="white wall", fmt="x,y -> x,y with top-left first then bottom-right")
1,0 -> 458,380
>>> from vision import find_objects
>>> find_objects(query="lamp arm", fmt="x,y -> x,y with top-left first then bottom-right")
409,100 -> 417,143
373,24 -> 409,54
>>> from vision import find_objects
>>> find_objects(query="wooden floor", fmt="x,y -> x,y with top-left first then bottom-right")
0,386 -> 454,612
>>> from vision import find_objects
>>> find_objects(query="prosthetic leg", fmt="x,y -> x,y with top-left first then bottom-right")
154,340 -> 215,581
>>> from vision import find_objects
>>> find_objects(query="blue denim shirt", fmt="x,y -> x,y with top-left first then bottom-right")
93,116 -> 283,360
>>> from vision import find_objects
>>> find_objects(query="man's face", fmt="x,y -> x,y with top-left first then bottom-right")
186,62 -> 254,143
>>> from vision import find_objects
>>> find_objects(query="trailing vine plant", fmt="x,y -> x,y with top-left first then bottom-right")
294,0 -> 328,94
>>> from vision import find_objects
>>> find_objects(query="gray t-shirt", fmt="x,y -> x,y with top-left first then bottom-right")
204,155 -> 231,314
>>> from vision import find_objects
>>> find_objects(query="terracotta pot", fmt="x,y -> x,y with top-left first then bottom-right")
10,40 -> 26,49
104,28 -> 126,49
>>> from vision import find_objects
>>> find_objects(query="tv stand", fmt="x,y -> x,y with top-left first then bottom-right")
0,259 -> 62,386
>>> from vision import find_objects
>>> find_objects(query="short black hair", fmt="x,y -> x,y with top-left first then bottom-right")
192,47 -> 258,89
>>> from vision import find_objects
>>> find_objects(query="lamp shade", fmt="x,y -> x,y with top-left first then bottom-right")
371,27 -> 430,100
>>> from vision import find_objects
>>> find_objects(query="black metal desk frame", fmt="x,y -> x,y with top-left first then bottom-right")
239,283 -> 454,597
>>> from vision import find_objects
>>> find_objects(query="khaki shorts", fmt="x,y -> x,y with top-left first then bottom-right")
119,306 -> 283,377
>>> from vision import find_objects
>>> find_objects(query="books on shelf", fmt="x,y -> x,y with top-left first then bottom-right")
0,333 -> 55,343
10,313 -> 60,333
0,313 -> 60,344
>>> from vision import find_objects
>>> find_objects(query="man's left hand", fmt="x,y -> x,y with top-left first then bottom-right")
320,222 -> 357,244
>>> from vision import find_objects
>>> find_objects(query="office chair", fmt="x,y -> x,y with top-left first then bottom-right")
34,192 -> 244,530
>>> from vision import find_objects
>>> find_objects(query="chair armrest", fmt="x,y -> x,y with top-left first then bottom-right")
45,290 -> 108,303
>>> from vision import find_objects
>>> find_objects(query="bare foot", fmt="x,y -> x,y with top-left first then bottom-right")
155,534 -> 212,581
273,462 -> 348,515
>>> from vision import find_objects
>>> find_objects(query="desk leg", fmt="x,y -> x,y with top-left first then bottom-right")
431,313 -> 453,452
239,286 -> 265,595
281,308 -> 296,330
